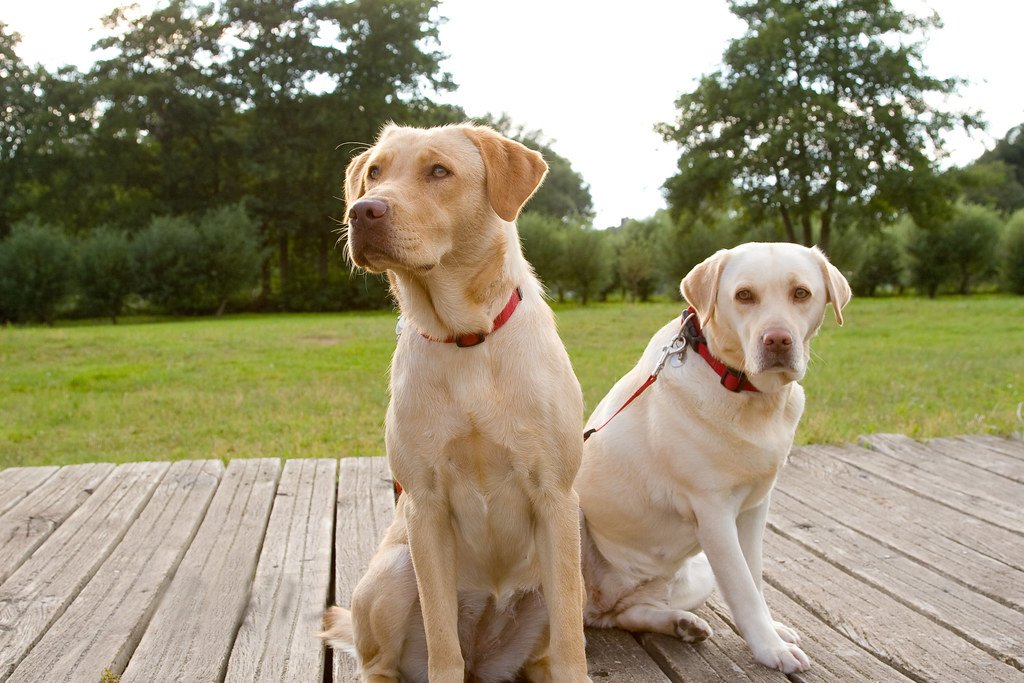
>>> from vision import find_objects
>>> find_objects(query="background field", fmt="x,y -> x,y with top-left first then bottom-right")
2,296 -> 1022,468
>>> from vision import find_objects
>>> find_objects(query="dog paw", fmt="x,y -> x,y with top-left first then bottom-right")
753,641 -> 811,673
674,613 -> 713,643
773,620 -> 801,644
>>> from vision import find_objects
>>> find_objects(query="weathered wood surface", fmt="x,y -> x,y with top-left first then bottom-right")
0,434 -> 1020,683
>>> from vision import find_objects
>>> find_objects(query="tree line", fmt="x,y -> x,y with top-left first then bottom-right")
2,0 -> 1022,324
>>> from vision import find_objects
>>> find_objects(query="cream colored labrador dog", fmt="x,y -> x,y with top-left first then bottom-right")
322,123 -> 589,683
576,242 -> 850,674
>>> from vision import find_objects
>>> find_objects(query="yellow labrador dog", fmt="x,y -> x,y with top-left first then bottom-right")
576,242 -> 850,674
322,123 -> 589,683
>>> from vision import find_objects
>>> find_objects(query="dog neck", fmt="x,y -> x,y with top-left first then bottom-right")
388,222 -> 529,341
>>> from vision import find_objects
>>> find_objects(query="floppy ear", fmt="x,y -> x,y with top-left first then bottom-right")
681,249 -> 730,325
461,126 -> 549,222
344,149 -> 371,210
812,246 -> 852,326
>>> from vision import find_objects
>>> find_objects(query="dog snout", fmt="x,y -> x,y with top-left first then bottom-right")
761,328 -> 793,351
349,198 -> 389,228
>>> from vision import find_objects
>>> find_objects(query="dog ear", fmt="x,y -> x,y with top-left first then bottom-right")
812,246 -> 852,326
681,249 -> 730,325
462,126 -> 549,222
344,149 -> 371,208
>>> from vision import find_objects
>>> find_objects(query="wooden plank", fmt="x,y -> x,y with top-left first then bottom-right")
853,434 -> 1024,533
333,456 -> 395,683
761,585 -> 915,683
958,434 -> 1024,461
224,459 -> 337,683
638,602 -> 785,682
927,436 -> 1024,483
0,466 -> 59,518
586,628 -> 671,682
0,461 -> 168,680
119,458 -> 280,683
762,528 -> 1024,682
7,460 -> 222,683
781,445 -> 1024,609
0,463 -> 115,585
769,486 -> 1024,669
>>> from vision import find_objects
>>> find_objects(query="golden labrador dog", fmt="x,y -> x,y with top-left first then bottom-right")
322,123 -> 590,683
576,242 -> 850,673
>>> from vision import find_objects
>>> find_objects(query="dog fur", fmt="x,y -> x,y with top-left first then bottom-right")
575,242 -> 851,673
322,123 -> 590,683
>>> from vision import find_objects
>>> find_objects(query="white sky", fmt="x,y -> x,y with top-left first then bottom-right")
5,1 -> 1023,228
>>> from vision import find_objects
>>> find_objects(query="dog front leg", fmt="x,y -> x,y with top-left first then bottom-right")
534,490 -> 590,682
736,495 -> 802,646
404,493 -> 464,682
695,504 -> 810,673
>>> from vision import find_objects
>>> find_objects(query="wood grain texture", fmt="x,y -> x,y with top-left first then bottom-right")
0,463 -> 114,585
781,444 -> 1024,609
120,458 -> 280,683
0,461 -> 168,680
854,434 -> 1024,533
224,458 -> 336,683
585,628 -> 671,682
0,466 -> 59,517
332,456 -> 395,683
7,460 -> 222,682
926,436 -> 1024,483
762,528 -> 1024,682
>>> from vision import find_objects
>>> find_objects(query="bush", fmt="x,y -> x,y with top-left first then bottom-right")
1001,210 -> 1024,294
133,215 -> 206,314
0,219 -> 74,324
77,228 -> 136,323
849,230 -> 905,297
195,204 -> 263,315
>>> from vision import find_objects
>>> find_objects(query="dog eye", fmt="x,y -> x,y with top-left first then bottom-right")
735,289 -> 755,303
368,165 -> 381,180
431,164 -> 450,178
794,287 -> 811,300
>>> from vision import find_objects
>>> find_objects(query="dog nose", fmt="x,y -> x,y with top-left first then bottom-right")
349,198 -> 388,226
762,328 -> 793,350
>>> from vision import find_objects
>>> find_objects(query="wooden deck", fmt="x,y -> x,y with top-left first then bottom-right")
0,433 -> 1021,682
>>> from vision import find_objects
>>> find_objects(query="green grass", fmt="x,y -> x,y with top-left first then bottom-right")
2,296 -> 1022,468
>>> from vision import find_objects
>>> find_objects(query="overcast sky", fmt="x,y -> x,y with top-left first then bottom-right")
6,1 -> 1023,227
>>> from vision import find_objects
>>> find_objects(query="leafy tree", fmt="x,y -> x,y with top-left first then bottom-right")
561,224 -> 610,304
518,212 -> 568,298
133,215 -> 205,314
1001,210 -> 1024,294
194,203 -> 263,315
944,204 -> 1002,294
845,228 -> 905,296
658,0 -> 978,253
956,160 -> 1024,215
614,217 -> 662,301
77,228 -> 136,323
0,23 -> 35,237
0,219 -> 74,324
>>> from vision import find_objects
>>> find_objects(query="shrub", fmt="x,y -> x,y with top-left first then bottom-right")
195,204 -> 263,315
132,215 -> 205,314
1001,210 -> 1024,294
0,219 -> 74,324
76,228 -> 136,323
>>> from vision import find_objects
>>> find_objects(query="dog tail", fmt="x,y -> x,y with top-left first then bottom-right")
321,606 -> 358,658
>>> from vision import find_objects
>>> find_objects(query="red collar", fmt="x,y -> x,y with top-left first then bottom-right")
420,287 -> 523,348
683,306 -> 759,393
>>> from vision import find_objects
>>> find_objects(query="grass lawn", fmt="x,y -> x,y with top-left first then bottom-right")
2,296 -> 1022,468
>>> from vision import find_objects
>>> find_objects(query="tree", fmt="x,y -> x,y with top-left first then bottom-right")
1001,210 -> 1024,294
658,0 -> 979,253
561,224 -> 610,304
0,219 -> 74,324
194,203 -> 263,315
518,212 -> 568,298
77,228 -> 136,323
944,204 -> 1002,294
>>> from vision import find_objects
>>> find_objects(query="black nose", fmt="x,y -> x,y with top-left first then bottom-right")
348,199 -> 388,227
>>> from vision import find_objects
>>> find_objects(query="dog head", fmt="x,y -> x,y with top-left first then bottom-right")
342,123 -> 547,275
681,242 -> 851,389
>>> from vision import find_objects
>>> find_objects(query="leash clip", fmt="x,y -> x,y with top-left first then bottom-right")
652,335 -> 687,378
